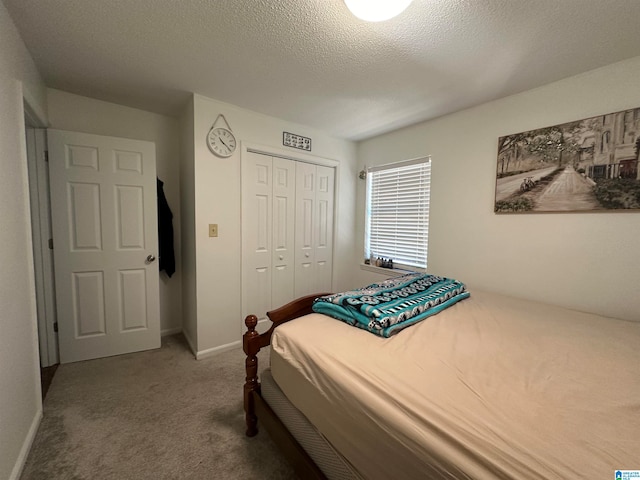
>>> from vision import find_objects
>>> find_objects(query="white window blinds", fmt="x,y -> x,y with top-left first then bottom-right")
365,157 -> 431,269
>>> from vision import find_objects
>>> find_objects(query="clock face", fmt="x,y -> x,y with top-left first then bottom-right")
207,127 -> 237,158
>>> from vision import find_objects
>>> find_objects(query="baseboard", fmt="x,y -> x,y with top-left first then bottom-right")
161,327 -> 182,337
9,408 -> 42,480
196,340 -> 242,360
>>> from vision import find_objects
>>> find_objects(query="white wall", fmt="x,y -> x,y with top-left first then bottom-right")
188,94 -> 357,355
356,56 -> 640,322
46,89 -> 183,334
0,4 -> 48,480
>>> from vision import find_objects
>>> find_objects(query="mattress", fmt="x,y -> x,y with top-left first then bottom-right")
270,289 -> 640,479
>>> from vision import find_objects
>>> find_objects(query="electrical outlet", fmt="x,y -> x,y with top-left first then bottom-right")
209,224 -> 218,237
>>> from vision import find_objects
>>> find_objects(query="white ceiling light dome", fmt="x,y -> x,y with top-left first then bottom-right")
344,0 -> 414,22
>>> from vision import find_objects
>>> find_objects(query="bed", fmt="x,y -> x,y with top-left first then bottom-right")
242,274 -> 640,479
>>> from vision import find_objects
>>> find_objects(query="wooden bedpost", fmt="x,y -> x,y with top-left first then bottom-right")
242,293 -> 332,438
243,314 -> 260,437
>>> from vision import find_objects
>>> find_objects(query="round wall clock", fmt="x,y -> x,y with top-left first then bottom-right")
206,114 -> 237,158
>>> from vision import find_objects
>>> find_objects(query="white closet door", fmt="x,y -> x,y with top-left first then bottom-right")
242,152 -> 335,327
314,165 -> 335,293
271,157 -> 296,308
241,151 -> 272,325
294,162 -> 316,297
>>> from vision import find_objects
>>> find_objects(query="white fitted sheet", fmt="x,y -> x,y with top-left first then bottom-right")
270,289 -> 640,479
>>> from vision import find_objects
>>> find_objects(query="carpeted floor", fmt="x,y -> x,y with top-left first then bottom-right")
21,335 -> 297,480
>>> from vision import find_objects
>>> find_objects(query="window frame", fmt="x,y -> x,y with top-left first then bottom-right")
364,156 -> 431,272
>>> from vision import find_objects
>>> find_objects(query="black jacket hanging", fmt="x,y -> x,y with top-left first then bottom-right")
157,178 -> 175,277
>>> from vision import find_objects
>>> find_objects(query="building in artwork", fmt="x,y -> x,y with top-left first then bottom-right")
588,108 -> 640,180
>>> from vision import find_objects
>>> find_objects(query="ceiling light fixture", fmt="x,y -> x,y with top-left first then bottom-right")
344,0 -> 413,22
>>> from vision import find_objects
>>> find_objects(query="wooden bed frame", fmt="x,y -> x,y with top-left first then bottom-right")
243,292 -> 332,479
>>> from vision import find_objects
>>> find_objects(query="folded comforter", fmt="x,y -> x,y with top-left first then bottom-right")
312,273 -> 469,337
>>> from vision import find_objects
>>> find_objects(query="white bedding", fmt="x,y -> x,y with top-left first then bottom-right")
270,289 -> 640,479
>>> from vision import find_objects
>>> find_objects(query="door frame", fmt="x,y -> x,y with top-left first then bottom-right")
240,141 -> 340,335
25,126 -> 59,367
24,98 -> 59,368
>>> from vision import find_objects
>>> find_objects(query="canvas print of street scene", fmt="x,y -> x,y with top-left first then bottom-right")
495,107 -> 640,213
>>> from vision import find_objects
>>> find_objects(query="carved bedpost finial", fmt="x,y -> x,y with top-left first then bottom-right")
245,314 -> 258,333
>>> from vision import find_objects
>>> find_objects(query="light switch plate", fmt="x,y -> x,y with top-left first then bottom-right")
209,224 -> 218,237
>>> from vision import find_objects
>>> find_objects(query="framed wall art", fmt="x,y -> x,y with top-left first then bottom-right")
494,107 -> 640,213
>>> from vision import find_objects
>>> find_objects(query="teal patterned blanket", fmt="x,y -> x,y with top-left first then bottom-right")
312,273 -> 470,337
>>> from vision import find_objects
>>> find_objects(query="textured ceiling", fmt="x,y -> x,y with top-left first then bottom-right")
4,0 -> 640,140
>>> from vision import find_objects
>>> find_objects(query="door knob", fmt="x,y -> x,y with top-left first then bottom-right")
146,254 -> 156,263
279,255 -> 284,260
305,253 -> 310,258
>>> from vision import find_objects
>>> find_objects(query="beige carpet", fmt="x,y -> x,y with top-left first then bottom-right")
21,335 -> 297,480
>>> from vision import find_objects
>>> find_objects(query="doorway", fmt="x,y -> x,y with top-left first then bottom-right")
24,103 -> 59,398
25,122 -> 161,377
25,123 -> 58,367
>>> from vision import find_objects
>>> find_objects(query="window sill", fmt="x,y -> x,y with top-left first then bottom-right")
359,263 -> 422,276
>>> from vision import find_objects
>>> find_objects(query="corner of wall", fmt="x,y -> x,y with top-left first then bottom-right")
179,96 -> 198,350
8,409 -> 42,480
0,3 -> 49,478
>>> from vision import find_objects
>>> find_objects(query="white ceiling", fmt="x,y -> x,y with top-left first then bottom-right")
4,0 -> 640,140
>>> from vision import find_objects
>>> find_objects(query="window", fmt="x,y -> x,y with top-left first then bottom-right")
365,157 -> 431,270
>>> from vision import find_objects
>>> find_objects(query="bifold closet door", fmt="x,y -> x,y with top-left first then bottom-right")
242,152 -> 295,325
242,152 -> 273,325
294,162 -> 334,297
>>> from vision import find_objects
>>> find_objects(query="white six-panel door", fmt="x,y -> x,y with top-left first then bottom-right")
48,129 -> 160,363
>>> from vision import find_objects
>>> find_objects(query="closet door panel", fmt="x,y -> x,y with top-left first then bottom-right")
242,152 -> 272,324
294,162 -> 316,297
271,157 -> 296,308
314,165 -> 335,292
